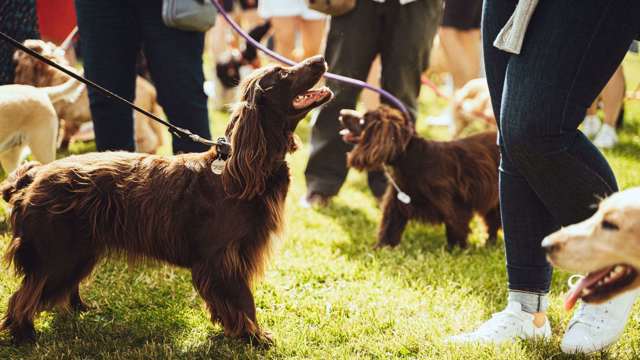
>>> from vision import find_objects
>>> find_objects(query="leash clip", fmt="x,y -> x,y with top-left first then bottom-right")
211,137 -> 231,175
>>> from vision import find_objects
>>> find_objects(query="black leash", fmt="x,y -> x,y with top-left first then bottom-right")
0,30 -> 219,148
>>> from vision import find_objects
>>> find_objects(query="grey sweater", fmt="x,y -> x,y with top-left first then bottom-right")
493,0 -> 539,54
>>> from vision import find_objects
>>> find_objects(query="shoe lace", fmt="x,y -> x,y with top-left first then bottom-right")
567,275 -> 608,329
472,308 -> 523,336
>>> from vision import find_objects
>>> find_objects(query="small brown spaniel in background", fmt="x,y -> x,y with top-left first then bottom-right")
340,105 -> 500,249
0,56 -> 332,345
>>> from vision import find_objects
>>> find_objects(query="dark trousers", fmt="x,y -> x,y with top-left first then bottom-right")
304,0 -> 441,198
483,0 -> 640,292
75,0 -> 211,153
0,0 -> 39,85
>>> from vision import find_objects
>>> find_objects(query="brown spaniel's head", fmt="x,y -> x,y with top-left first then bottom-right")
340,105 -> 413,171
223,56 -> 333,199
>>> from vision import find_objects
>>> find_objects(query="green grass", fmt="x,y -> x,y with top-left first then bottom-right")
2,56 -> 640,359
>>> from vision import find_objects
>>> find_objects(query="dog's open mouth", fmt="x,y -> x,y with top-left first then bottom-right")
292,86 -> 333,110
565,264 -> 639,310
339,128 -> 360,144
338,110 -> 364,144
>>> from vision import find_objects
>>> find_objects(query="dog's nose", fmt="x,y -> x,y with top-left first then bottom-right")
305,55 -> 327,70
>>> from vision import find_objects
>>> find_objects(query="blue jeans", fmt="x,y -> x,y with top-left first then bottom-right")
75,0 -> 211,153
483,0 -> 640,293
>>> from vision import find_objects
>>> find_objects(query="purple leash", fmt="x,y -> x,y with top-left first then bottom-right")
209,0 -> 412,120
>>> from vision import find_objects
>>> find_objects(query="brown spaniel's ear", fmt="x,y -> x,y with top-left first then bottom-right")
347,120 -> 389,170
222,72 -> 269,199
347,108 -> 411,170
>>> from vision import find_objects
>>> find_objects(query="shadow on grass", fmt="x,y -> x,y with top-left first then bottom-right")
0,262 -> 270,360
316,201 -> 446,258
315,199 -> 506,296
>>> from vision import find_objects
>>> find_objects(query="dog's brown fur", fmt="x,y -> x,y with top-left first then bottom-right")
341,105 -> 501,249
0,56 -> 331,345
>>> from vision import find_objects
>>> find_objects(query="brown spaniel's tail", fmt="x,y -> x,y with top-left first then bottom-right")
1,161 -> 40,204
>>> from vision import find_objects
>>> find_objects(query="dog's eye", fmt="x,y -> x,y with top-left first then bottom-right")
602,220 -> 619,231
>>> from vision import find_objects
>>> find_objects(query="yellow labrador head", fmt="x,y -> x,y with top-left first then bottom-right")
542,187 -> 640,309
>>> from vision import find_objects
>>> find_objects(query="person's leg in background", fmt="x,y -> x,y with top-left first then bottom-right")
593,65 -> 625,149
0,0 -> 40,85
270,16 -> 299,60
303,1 -> 379,206
134,0 -> 210,154
299,9 -> 327,60
450,0 -> 640,350
438,0 -> 482,89
362,56 -> 381,111
426,0 -> 481,128
375,0 -> 441,198
75,0 -> 138,151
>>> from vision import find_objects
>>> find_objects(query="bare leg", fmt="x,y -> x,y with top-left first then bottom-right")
460,29 -> 481,80
299,18 -> 327,60
362,56 -> 381,111
271,16 -> 299,61
601,65 -> 625,127
439,27 -> 480,89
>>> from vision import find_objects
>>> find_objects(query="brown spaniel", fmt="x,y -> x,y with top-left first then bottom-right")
340,105 -> 500,249
0,56 -> 332,345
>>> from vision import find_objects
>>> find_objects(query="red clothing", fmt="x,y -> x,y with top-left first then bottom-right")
36,0 -> 77,44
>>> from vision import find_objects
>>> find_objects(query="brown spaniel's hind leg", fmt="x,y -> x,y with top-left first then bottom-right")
444,208 -> 473,250
482,206 -> 501,246
191,263 -> 272,347
68,284 -> 90,313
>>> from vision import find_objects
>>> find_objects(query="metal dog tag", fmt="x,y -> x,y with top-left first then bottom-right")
397,191 -> 411,204
211,159 -> 226,175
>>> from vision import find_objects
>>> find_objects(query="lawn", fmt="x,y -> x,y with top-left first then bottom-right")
1,55 -> 640,359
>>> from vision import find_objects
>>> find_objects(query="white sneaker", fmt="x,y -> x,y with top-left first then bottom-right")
582,115 -> 602,138
593,123 -> 618,149
561,288 -> 640,354
448,301 -> 552,344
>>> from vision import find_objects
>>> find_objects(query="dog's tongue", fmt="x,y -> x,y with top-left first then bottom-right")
339,129 -> 359,143
564,267 -> 613,310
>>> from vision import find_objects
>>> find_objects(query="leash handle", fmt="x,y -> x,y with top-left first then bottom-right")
0,30 -> 215,147
209,0 -> 413,120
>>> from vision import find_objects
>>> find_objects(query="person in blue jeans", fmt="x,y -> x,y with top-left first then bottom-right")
75,0 -> 211,153
449,0 -> 640,354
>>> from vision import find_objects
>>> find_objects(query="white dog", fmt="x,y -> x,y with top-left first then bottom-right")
0,78 -> 83,173
543,187 -> 640,309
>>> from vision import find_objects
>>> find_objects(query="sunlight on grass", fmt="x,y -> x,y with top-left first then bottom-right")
1,55 -> 640,359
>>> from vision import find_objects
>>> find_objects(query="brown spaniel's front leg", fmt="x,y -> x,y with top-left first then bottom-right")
376,193 -> 409,248
191,262 -> 272,347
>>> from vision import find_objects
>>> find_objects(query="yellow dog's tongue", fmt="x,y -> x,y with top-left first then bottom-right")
564,267 -> 613,310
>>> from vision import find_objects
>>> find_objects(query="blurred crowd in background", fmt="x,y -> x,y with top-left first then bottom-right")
0,0 -> 629,165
